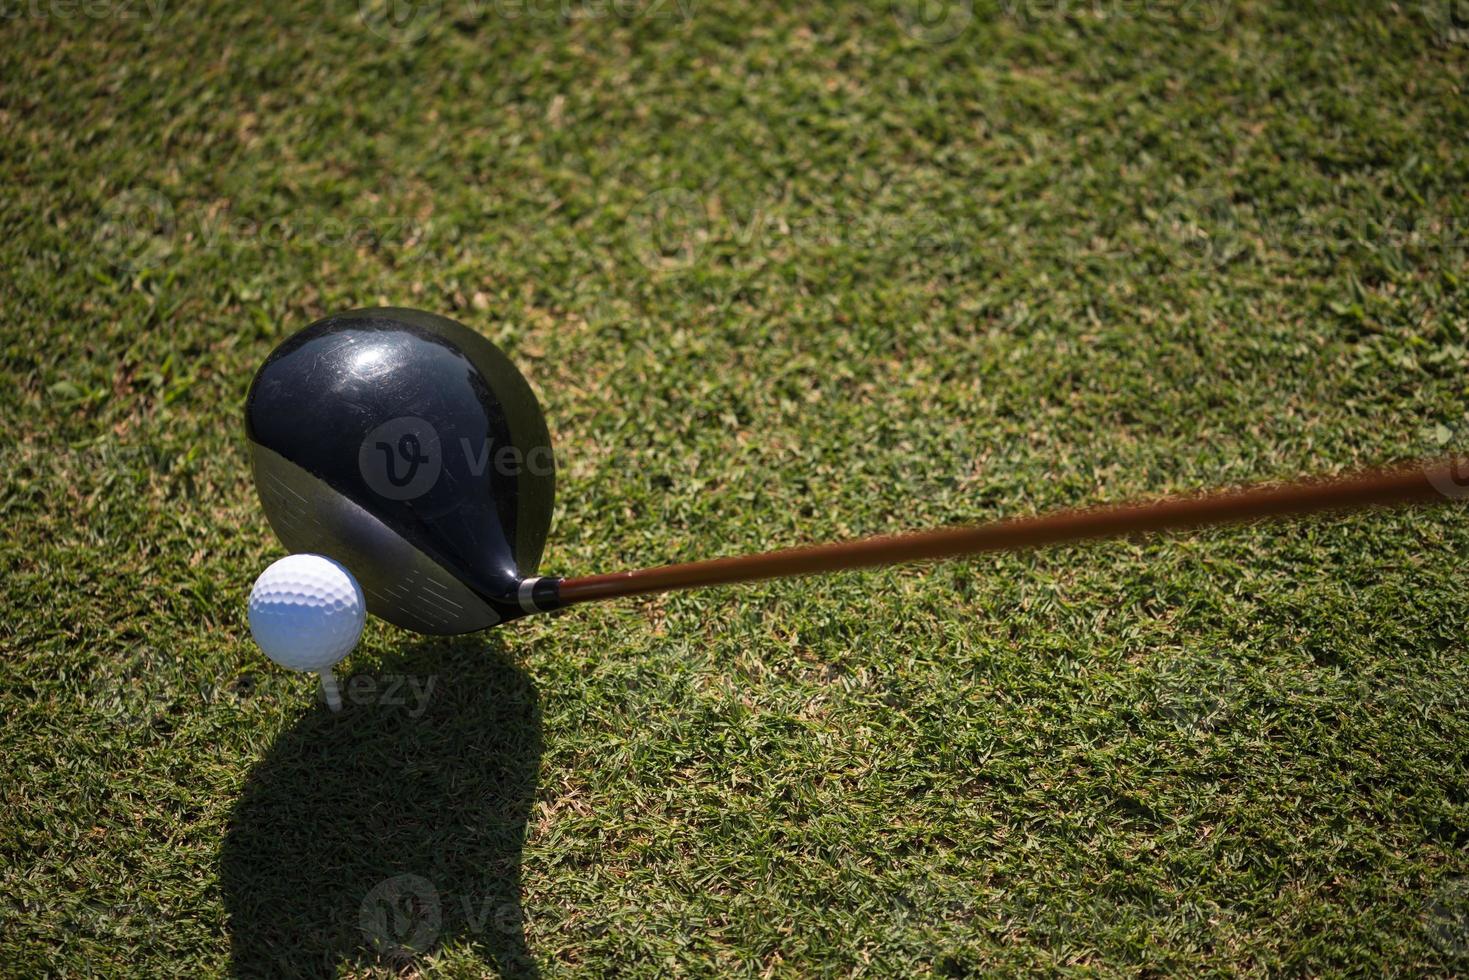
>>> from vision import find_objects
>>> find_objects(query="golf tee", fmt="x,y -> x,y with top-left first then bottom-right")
319,668 -> 342,712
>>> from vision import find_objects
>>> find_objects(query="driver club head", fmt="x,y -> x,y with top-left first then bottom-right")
245,308 -> 558,634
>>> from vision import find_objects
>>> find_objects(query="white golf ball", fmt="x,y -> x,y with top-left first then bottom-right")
248,554 -> 366,672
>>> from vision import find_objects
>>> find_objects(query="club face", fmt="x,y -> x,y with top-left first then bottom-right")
245,308 -> 555,634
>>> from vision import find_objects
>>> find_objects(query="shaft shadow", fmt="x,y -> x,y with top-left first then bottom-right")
219,636 -> 541,977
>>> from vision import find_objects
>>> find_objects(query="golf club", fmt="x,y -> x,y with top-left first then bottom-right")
246,308 -> 1464,637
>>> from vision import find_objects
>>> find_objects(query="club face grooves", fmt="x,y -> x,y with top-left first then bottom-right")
249,443 -> 505,633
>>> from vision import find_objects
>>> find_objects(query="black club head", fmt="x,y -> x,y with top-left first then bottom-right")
245,308 -> 556,634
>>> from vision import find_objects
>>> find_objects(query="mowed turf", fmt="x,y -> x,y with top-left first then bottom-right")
3,0 -> 1468,975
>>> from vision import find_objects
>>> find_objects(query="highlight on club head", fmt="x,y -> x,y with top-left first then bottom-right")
245,308 -> 558,634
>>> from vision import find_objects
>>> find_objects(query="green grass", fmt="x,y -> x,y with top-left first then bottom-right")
3,0 -> 1468,974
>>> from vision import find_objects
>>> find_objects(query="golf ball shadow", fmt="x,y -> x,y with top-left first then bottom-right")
219,636 -> 541,977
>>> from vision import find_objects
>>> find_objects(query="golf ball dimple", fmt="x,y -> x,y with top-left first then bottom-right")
248,554 -> 366,672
